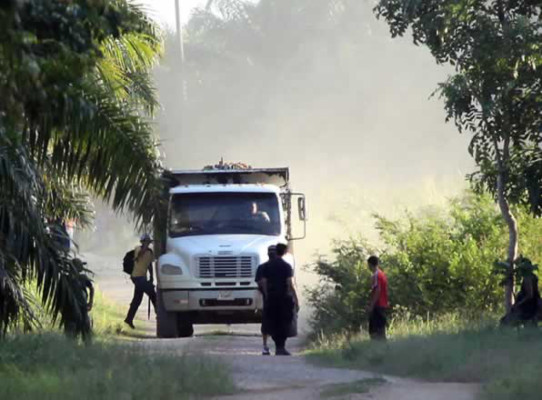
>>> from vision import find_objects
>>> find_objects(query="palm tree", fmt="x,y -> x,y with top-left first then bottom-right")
0,0 -> 163,338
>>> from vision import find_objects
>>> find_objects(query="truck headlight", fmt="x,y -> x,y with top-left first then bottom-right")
161,264 -> 183,275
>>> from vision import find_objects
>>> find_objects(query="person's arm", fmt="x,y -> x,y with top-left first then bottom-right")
87,283 -> 95,311
288,278 -> 299,312
369,272 -> 380,312
148,249 -> 155,282
261,278 -> 268,299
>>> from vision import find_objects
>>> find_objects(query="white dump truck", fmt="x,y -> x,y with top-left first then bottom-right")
154,166 -> 306,337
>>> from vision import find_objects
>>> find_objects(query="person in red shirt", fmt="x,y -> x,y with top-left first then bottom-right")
367,255 -> 389,340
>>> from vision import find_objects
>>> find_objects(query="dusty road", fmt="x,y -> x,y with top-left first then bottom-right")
138,335 -> 479,400
88,252 -> 479,400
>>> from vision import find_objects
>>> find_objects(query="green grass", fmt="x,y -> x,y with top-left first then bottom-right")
0,289 -> 235,399
21,283 -> 151,340
0,333 -> 235,400
319,378 -> 386,398
307,315 -> 542,400
90,287 -> 151,339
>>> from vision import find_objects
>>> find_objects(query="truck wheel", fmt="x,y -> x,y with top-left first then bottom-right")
176,313 -> 194,338
156,289 -> 178,338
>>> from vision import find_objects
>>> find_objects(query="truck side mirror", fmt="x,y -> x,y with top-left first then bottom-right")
285,192 -> 306,241
297,196 -> 306,221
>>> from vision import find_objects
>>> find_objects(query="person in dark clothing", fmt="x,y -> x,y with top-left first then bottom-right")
255,245 -> 277,355
261,243 -> 299,356
367,255 -> 389,340
64,258 -> 94,340
501,271 -> 541,327
49,218 -> 71,253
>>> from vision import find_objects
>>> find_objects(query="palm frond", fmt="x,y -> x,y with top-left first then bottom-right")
0,0 -> 163,339
27,82 -> 162,226
43,169 -> 95,230
0,137 -> 90,337
97,32 -> 163,115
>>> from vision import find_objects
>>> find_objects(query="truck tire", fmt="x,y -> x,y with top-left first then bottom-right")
176,313 -> 194,338
156,289 -> 178,338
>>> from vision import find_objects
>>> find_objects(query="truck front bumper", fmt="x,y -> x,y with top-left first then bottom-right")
161,288 -> 263,312
161,288 -> 263,324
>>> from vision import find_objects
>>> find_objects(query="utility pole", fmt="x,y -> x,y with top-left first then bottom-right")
174,0 -> 186,65
174,0 -> 187,139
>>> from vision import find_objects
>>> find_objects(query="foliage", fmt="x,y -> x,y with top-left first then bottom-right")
375,0 -> 542,214
307,238 -> 375,336
0,1 -> 163,338
0,334 -> 235,400
375,0 -> 542,311
157,0 -> 389,144
307,192 -> 542,337
308,322 -> 542,400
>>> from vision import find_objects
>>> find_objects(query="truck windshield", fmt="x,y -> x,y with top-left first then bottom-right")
169,192 -> 281,237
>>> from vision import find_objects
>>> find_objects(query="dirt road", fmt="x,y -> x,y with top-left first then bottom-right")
138,334 -> 478,400
88,252 -> 479,400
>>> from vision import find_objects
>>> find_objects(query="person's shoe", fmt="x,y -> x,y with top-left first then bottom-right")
124,319 -> 135,329
275,348 -> 291,356
262,346 -> 271,356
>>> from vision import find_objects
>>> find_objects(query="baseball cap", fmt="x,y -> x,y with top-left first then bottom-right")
140,233 -> 152,242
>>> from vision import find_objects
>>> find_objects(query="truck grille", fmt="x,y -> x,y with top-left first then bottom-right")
197,256 -> 254,279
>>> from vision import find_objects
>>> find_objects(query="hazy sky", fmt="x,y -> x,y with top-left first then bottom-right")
138,0 -> 208,28
139,0 -> 256,28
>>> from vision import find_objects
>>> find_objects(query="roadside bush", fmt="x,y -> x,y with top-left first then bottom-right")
307,191 -> 542,337
307,238 -> 375,337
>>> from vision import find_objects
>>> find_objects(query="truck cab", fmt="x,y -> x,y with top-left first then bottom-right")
155,167 -> 306,337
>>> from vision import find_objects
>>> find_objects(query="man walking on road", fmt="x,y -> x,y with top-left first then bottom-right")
255,245 -> 277,355
261,243 -> 299,356
124,233 -> 157,329
367,255 -> 389,340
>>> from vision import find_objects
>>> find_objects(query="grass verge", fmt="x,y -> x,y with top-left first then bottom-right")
0,333 -> 235,400
319,378 -> 386,398
90,287 -> 151,339
307,320 -> 542,400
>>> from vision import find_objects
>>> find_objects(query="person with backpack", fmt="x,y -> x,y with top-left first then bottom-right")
124,233 -> 157,329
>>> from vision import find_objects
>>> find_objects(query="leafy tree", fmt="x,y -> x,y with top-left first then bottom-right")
307,238 -> 375,336
375,0 -> 542,311
308,192 -> 541,337
155,0 -> 359,140
0,0 -> 162,338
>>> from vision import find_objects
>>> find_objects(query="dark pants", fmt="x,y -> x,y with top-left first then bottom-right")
266,295 -> 294,350
500,302 -> 541,327
126,277 -> 157,323
369,307 -> 387,340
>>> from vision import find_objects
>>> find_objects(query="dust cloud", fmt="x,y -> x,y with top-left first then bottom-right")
84,1 -> 473,329
153,1 -> 472,284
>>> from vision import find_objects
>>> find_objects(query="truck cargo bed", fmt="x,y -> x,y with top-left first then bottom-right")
163,168 -> 290,187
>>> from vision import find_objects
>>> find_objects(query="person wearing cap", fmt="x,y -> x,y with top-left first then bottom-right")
124,233 -> 157,329
255,245 -> 277,355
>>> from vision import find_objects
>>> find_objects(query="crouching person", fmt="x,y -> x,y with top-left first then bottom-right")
501,265 -> 542,327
